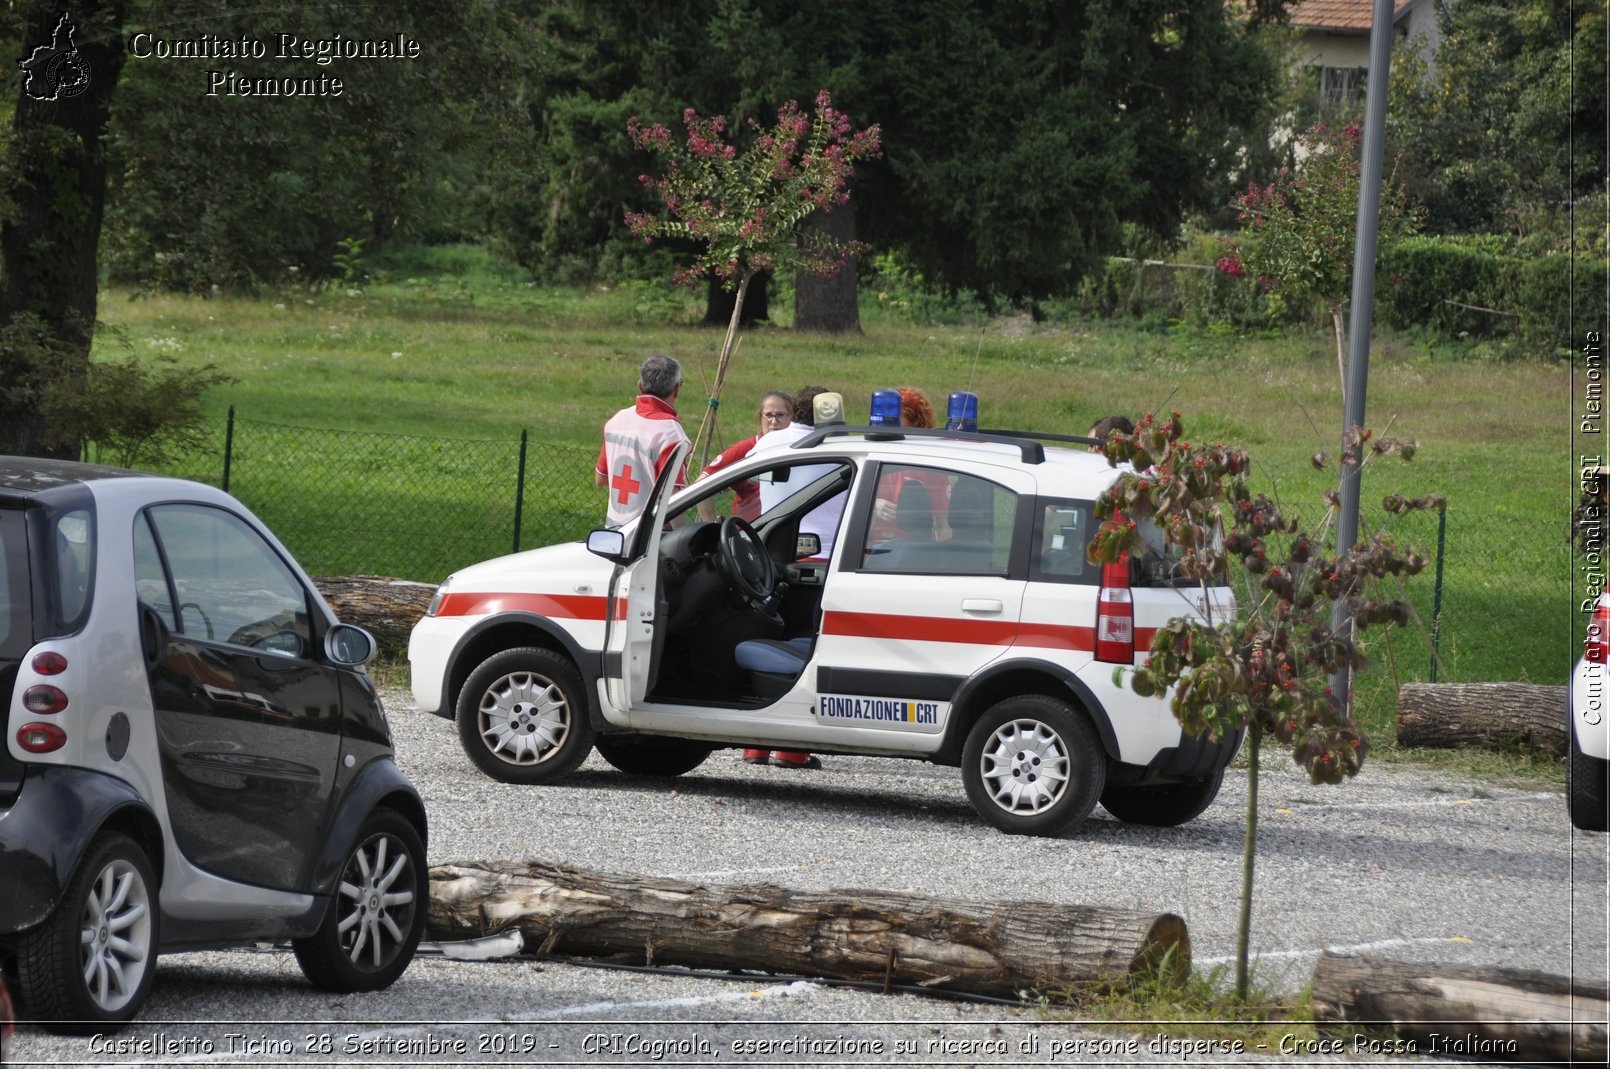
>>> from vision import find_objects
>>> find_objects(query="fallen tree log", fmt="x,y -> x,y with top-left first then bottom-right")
427,859 -> 1188,1000
1312,952 -> 1608,1064
1396,683 -> 1567,756
313,575 -> 434,657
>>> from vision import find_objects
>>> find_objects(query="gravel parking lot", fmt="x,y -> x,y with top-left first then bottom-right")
7,686 -> 1607,1066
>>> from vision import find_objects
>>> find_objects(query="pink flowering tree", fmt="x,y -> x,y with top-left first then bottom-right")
1217,122 -> 1417,404
626,92 -> 880,464
1089,412 -> 1436,1001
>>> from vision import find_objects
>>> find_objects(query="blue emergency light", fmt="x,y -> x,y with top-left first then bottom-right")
869,389 -> 902,427
946,391 -> 979,432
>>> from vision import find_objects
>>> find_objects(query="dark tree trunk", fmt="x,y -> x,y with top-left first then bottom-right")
793,200 -> 861,334
0,0 -> 127,458
703,271 -> 769,327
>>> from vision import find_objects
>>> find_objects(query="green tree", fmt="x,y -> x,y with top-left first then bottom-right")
1387,0 -> 1604,235
1217,121 -> 1418,403
509,0 -> 1293,305
102,0 -> 537,291
0,0 -> 128,458
626,92 -> 879,464
1089,413 -> 1433,1001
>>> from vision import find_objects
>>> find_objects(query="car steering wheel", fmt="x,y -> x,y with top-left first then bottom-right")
717,516 -> 779,615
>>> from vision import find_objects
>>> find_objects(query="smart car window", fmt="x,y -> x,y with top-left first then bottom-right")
0,509 -> 29,657
133,513 -> 177,631
145,504 -> 312,655
861,471 -> 1016,576
52,509 -> 92,626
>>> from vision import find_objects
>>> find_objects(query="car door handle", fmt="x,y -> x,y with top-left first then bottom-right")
961,599 -> 1003,614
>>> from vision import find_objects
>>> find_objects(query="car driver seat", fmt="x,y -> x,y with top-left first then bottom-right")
893,478 -> 935,540
733,635 -> 813,700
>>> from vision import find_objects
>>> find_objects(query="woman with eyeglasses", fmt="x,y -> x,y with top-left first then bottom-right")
695,390 -> 793,522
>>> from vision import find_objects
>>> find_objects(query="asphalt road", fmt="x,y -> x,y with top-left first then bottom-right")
6,687 -> 1607,1067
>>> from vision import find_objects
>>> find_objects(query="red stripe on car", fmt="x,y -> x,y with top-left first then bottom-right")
435,592 -> 621,620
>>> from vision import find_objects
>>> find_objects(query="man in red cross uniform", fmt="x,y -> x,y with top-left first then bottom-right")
596,353 -> 691,527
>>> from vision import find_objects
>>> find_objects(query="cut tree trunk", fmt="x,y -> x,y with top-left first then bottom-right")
1312,952 -> 1608,1064
1396,683 -> 1567,756
428,859 -> 1189,1000
312,575 -> 434,658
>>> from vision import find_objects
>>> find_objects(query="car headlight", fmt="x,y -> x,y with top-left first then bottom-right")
426,575 -> 453,617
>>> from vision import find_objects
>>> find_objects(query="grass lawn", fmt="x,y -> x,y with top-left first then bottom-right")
94,250 -> 1573,752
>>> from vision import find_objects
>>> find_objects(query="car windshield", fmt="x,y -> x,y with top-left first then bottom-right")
0,507 -> 30,659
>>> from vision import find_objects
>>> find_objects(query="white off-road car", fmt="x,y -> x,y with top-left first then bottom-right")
409,416 -> 1238,836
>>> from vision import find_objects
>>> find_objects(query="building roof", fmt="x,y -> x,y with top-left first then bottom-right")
1289,0 -> 1421,33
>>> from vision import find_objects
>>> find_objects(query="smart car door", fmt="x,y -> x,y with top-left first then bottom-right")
136,503 -> 342,891
602,443 -> 689,713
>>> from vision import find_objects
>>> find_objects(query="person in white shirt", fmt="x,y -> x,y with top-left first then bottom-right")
595,354 -> 691,527
749,386 -> 845,561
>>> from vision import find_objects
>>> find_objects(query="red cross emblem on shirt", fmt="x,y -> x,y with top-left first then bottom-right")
611,463 -> 641,505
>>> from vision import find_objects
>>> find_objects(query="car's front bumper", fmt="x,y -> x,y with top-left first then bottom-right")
1570,658 -> 1610,760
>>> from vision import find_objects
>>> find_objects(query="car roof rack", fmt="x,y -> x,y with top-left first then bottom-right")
790,424 -> 1100,464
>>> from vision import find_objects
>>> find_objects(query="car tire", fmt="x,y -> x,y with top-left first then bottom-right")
456,647 -> 595,784
961,695 -> 1105,837
1100,770 -> 1225,827
16,832 -> 159,1033
293,810 -> 426,992
594,736 -> 714,777
1567,727 -> 1609,833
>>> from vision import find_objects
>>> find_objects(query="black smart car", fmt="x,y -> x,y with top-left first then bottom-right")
0,457 -> 428,1032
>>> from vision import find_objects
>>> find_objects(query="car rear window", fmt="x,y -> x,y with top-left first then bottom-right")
0,507 -> 30,659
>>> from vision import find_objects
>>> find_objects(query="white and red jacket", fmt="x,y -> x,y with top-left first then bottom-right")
597,395 -> 690,527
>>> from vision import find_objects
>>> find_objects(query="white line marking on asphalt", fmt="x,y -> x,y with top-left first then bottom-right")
1199,935 -> 1463,965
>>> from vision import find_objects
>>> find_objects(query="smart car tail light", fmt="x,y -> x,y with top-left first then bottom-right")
16,722 -> 67,753
22,685 -> 68,715
1095,558 -> 1134,664
1587,598 -> 1610,664
31,651 -> 67,674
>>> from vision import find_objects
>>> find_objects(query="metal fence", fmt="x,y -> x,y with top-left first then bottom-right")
160,411 -> 1570,688
162,409 -> 601,584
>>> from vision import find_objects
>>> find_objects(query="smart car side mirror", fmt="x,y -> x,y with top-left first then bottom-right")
586,528 -> 626,561
794,533 -> 821,560
325,623 -> 377,667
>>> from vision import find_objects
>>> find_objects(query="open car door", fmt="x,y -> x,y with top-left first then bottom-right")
601,442 -> 689,712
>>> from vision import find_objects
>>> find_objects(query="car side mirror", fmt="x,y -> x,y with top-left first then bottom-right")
586,528 -> 626,561
795,533 -> 821,560
325,623 -> 377,667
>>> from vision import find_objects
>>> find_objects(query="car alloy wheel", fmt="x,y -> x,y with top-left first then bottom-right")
17,833 -> 159,1032
294,810 -> 425,992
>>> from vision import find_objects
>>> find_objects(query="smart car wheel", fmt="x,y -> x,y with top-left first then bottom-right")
961,695 -> 1105,837
293,810 -> 426,992
456,647 -> 595,784
16,832 -> 158,1033
595,735 -> 714,777
1567,727 -> 1609,832
1101,770 -> 1225,827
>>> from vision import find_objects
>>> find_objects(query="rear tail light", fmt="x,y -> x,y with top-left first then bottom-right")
31,651 -> 67,674
16,722 -> 67,753
22,685 -> 68,715
1588,599 -> 1610,664
1095,557 -> 1134,664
